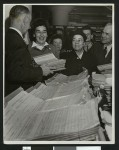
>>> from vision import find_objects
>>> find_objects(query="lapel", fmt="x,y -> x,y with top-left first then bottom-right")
105,48 -> 112,63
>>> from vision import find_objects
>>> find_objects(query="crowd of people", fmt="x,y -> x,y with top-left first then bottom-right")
5,5 -> 112,96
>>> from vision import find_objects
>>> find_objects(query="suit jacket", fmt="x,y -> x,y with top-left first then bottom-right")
92,43 -> 112,66
5,29 -> 43,96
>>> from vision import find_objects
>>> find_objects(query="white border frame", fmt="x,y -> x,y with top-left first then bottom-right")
3,3 -> 115,144
53,146 -> 101,150
76,146 -> 101,150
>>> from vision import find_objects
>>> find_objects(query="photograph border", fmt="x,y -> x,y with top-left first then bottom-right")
3,3 -> 115,145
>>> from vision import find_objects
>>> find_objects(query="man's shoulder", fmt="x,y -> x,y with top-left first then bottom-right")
6,28 -> 17,35
6,29 -> 22,40
93,42 -> 103,48
91,42 -> 103,53
5,29 -> 26,53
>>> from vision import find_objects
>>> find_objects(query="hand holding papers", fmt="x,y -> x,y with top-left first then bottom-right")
97,63 -> 112,74
97,63 -> 112,72
34,53 -> 66,71
41,64 -> 54,76
34,53 -> 57,65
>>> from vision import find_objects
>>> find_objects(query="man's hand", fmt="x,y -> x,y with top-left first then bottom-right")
41,64 -> 54,76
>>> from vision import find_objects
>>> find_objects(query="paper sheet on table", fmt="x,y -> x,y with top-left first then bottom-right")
4,99 -> 99,141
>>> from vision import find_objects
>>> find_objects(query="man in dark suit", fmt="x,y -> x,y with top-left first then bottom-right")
93,23 -> 112,66
5,5 -> 54,96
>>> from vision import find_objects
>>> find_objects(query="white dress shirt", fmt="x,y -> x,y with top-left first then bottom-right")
31,41 -> 49,50
104,44 -> 112,58
76,51 -> 84,59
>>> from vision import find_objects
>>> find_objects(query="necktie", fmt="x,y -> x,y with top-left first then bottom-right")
104,47 -> 107,57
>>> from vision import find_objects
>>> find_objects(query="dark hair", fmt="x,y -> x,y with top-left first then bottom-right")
9,5 -> 30,20
31,18 -> 49,33
71,29 -> 87,42
55,28 -> 64,34
50,34 -> 63,44
82,25 -> 93,34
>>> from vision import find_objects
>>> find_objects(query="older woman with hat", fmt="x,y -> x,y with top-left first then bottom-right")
63,29 -> 95,76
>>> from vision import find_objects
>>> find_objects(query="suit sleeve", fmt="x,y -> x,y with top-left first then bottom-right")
6,36 -> 43,83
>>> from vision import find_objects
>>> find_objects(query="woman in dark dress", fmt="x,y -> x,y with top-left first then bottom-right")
63,29 -> 95,76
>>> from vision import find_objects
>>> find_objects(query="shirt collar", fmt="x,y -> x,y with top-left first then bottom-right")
78,52 -> 83,59
9,27 -> 23,38
106,44 -> 112,52
31,41 -> 49,50
104,44 -> 112,57
76,51 -> 84,59
104,44 -> 112,51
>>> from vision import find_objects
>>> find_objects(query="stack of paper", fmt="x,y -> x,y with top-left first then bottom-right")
97,63 -> 112,74
92,73 -> 112,105
40,88 -> 92,112
97,63 -> 112,71
46,70 -> 88,85
4,91 -> 45,141
4,91 -> 44,114
30,78 -> 89,100
4,72 -> 100,141
4,98 -> 99,141
34,53 -> 66,71
29,84 -> 60,100
92,73 -> 112,88
46,59 -> 66,71
28,101 -> 99,141
34,53 -> 57,65
52,79 -> 89,98
92,73 -> 106,87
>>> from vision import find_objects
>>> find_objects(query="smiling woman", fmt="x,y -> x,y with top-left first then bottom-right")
72,35 -> 85,53
28,18 -> 59,58
35,26 -> 48,46
62,29 -> 95,75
